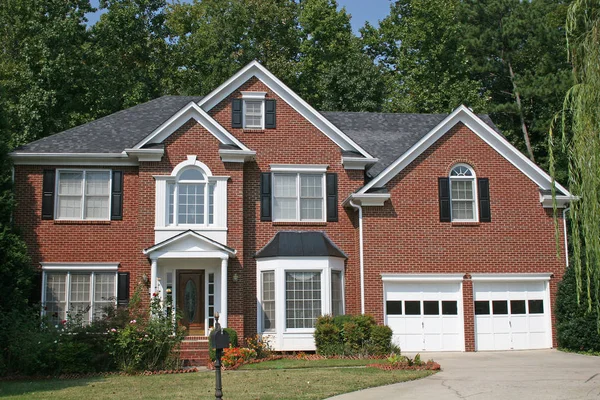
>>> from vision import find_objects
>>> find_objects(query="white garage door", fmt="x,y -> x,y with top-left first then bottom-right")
474,281 -> 552,351
384,282 -> 464,352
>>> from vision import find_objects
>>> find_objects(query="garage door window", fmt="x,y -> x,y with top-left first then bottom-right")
475,301 -> 490,315
424,301 -> 439,315
386,301 -> 402,315
442,301 -> 458,315
528,299 -> 544,314
510,300 -> 526,314
476,299 -> 545,315
405,301 -> 421,315
492,300 -> 508,314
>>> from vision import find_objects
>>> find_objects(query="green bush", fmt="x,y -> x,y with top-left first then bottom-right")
314,314 -> 392,357
369,324 -> 393,355
556,265 -> 600,352
314,315 -> 343,356
209,327 -> 239,361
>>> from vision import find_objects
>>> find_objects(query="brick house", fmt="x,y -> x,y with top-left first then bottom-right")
11,61 -> 573,359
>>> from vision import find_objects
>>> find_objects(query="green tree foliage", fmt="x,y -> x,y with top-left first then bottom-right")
361,0 -> 487,114
460,0 -> 572,171
550,0 -> 600,321
87,0 -> 171,117
0,0 -> 93,147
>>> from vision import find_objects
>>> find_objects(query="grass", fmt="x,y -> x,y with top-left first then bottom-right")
0,367 -> 433,400
239,357 -> 388,370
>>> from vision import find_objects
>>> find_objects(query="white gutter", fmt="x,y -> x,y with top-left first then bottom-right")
349,200 -> 365,314
563,207 -> 570,268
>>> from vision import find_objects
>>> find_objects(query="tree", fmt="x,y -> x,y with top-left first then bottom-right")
361,0 -> 487,114
297,0 -> 385,111
460,0 -> 572,168
550,0 -> 600,321
87,0 -> 171,118
0,0 -> 93,147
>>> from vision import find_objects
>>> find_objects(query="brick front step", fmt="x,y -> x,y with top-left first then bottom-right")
178,337 -> 210,366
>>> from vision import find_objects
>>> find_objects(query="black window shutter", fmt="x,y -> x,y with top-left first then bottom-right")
232,99 -> 243,128
117,272 -> 130,306
265,99 -> 276,129
111,171 -> 123,220
260,172 -> 272,221
438,177 -> 451,222
42,169 -> 55,220
326,173 -> 338,222
478,178 -> 491,222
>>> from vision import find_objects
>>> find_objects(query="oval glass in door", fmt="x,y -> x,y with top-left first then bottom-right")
184,279 -> 197,322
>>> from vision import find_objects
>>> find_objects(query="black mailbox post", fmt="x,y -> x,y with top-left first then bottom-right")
210,312 -> 230,400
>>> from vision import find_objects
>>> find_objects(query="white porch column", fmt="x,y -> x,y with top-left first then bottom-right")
220,257 -> 228,328
150,258 -> 158,296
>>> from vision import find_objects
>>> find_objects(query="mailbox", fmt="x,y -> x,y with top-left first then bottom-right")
211,329 -> 230,350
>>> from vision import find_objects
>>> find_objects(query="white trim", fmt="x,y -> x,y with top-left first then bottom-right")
449,163 -> 478,222
198,61 -> 374,159
358,105 -> 571,196
470,273 -> 552,282
344,193 -> 390,207
55,169 -> 112,221
41,262 -> 119,271
349,200 -> 365,314
270,164 -> 328,173
243,98 -> 265,129
171,155 -> 213,177
271,171 -> 326,223
241,91 -> 267,99
381,273 -> 465,282
342,156 -> 379,170
124,148 -> 164,162
143,230 -> 236,258
11,153 -> 138,166
219,149 -> 256,163
540,194 -> 574,208
132,101 -> 252,152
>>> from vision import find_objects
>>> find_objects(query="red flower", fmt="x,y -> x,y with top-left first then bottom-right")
153,292 -> 158,297
60,319 -> 67,325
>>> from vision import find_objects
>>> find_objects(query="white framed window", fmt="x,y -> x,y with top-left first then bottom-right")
449,164 -> 478,222
286,271 -> 322,329
43,269 -> 117,325
56,170 -> 111,220
167,167 -> 216,226
261,271 -> 276,331
273,173 -> 325,221
331,270 -> 344,316
242,91 -> 266,129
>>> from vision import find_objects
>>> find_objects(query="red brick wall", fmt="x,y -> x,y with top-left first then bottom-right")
361,122 -> 566,349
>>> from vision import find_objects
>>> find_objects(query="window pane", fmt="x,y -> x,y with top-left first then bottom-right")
300,198 -> 323,220
474,301 -> 490,315
450,166 -> 473,176
245,100 -> 262,128
45,273 -> 67,324
274,174 -> 297,197
93,273 -> 115,320
168,183 -> 175,225
300,174 -> 322,198
208,183 -> 215,225
442,301 -> 458,315
528,299 -> 544,314
424,301 -> 439,315
85,172 -> 110,196
492,300 -> 508,315
70,273 -> 90,323
85,196 -> 109,219
510,300 -> 526,314
331,271 -> 343,316
285,272 -> 321,329
452,201 -> 474,220
451,180 -> 473,200
405,301 -> 421,315
177,183 -> 205,224
58,172 -> 82,195
179,169 -> 204,181
274,198 -> 297,220
262,271 -> 275,330
386,301 -> 402,315
58,196 -> 82,219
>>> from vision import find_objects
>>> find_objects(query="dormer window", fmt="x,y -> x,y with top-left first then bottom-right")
232,92 -> 276,130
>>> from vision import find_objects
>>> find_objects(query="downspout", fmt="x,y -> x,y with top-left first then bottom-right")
349,199 -> 365,314
563,207 -> 570,268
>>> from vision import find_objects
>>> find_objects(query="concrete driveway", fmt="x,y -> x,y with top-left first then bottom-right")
328,350 -> 600,400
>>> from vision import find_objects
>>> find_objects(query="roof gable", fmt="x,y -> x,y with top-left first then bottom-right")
357,105 -> 570,196
198,61 -> 375,160
143,230 -> 236,258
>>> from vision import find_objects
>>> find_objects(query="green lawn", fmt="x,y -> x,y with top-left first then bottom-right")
0,367 -> 433,400
239,358 -> 388,370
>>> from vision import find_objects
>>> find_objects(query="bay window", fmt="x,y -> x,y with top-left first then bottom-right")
285,272 -> 321,329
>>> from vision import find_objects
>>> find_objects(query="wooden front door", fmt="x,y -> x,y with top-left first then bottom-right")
177,271 -> 205,335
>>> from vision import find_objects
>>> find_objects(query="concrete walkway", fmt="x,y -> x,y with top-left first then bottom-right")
328,350 -> 600,400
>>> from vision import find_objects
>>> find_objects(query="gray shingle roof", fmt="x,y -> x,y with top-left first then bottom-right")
254,231 -> 347,259
14,96 -> 203,154
322,111 -> 499,178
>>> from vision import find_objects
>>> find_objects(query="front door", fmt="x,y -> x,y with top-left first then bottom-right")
177,271 -> 205,335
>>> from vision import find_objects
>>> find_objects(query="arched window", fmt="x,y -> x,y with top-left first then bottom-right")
449,164 -> 477,221
167,167 -> 215,226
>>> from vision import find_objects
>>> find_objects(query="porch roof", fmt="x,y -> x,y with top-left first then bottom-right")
143,230 -> 236,259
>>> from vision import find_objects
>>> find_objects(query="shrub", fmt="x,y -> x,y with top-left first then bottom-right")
314,315 -> 343,356
245,334 -> 273,359
221,346 -> 257,368
556,265 -> 600,352
369,325 -> 393,356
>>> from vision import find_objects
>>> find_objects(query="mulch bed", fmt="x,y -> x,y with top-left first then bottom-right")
0,367 -> 199,382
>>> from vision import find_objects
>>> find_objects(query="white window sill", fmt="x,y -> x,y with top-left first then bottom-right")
155,226 -> 227,231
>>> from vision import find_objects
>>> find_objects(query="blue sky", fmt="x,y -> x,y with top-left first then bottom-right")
86,0 -> 392,33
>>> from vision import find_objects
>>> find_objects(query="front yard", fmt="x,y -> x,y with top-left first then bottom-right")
0,363 -> 433,400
